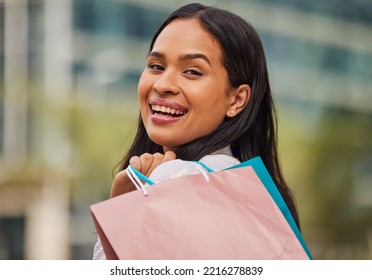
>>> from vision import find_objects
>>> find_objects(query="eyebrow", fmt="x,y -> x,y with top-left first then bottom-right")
149,51 -> 211,66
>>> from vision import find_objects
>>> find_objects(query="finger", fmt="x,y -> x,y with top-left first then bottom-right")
145,153 -> 165,177
129,156 -> 141,171
162,150 -> 176,163
139,153 -> 154,176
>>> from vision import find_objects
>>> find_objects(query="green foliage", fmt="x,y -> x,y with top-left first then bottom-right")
69,96 -> 139,199
278,101 -> 372,259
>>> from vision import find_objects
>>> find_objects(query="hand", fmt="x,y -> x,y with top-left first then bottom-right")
110,151 -> 176,198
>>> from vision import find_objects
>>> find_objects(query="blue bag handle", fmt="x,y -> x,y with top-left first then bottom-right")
129,166 -> 155,185
129,161 -> 213,185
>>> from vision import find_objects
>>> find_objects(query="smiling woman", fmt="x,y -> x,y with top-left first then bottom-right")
93,2 -> 300,260
139,19 -> 249,151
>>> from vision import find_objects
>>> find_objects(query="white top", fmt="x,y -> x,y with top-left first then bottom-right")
92,147 -> 240,260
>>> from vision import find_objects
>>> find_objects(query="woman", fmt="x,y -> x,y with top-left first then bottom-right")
94,2 -> 300,260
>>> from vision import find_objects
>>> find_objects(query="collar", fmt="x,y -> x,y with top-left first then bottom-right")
211,146 -> 233,156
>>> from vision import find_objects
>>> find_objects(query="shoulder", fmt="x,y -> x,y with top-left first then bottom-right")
200,153 -> 240,171
147,159 -> 200,184
148,153 -> 240,184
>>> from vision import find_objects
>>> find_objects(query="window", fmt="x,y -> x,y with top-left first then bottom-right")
0,217 -> 25,260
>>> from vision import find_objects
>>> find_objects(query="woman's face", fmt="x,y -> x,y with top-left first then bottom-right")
138,19 -> 234,151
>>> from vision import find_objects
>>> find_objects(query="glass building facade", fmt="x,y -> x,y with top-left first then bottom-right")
0,0 -> 371,259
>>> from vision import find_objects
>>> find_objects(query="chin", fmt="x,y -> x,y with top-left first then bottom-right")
148,135 -> 181,150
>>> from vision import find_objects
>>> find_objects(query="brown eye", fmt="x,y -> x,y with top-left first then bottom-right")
149,63 -> 164,71
184,69 -> 203,76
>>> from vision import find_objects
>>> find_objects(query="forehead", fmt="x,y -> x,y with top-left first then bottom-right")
152,19 -> 222,61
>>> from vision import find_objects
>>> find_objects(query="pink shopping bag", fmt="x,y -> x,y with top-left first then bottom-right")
90,162 -> 309,260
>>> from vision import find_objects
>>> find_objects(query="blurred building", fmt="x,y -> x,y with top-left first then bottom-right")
0,0 -> 371,259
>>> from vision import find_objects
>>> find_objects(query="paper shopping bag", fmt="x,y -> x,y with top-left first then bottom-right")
227,157 -> 312,259
90,158 -> 310,260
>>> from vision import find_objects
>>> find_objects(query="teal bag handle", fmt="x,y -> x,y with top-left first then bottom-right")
192,160 -> 214,172
128,165 -> 155,185
129,161 -> 213,185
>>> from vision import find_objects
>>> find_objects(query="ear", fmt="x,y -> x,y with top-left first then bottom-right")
226,84 -> 251,118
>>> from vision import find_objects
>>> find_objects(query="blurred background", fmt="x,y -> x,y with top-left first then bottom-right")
0,0 -> 371,260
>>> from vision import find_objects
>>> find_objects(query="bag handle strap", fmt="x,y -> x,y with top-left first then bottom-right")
125,161 -> 211,195
128,165 -> 155,185
126,166 -> 148,195
124,165 -> 154,196
192,161 -> 214,172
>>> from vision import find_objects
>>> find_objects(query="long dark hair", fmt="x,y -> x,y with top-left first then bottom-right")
118,3 -> 300,228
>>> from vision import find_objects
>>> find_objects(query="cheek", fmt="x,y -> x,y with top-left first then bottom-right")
199,91 -> 230,116
137,75 -> 151,103
195,99 -> 228,129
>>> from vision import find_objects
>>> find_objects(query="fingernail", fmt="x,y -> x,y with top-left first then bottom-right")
129,156 -> 140,166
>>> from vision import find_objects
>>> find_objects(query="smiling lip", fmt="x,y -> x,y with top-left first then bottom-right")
149,98 -> 188,124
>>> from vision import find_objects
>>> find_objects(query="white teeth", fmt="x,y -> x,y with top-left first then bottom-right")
151,104 -> 185,115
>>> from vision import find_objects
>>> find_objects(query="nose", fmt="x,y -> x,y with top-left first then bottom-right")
153,70 -> 180,95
